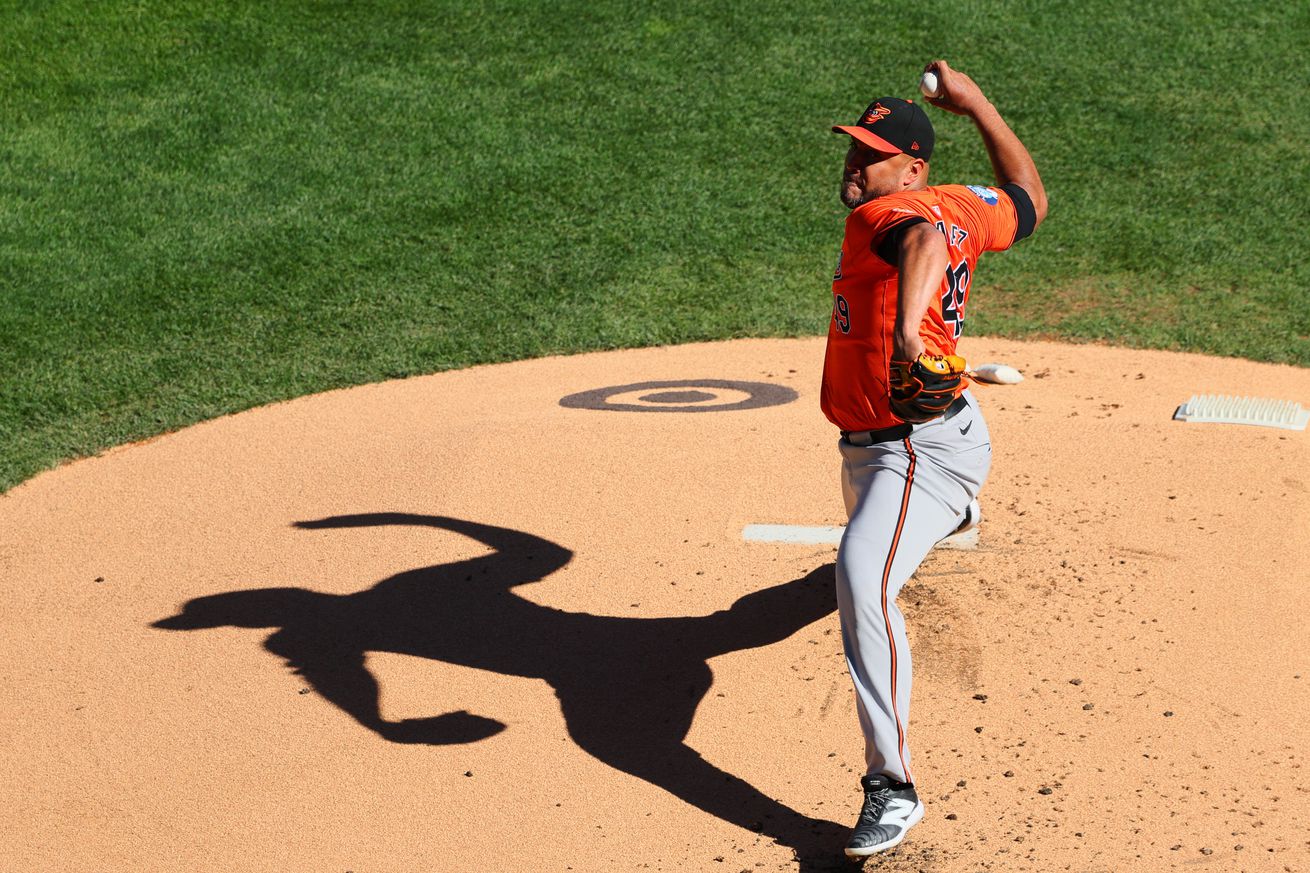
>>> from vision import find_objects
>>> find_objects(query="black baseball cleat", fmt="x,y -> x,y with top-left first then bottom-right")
844,773 -> 925,858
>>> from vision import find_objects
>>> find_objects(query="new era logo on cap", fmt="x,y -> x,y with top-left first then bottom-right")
834,97 -> 935,160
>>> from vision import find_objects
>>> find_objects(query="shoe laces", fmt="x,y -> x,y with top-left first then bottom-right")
858,786 -> 891,823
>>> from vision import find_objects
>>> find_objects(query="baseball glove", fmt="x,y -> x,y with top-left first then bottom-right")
889,353 -> 968,423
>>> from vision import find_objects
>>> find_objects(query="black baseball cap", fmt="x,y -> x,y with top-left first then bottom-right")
832,97 -> 934,161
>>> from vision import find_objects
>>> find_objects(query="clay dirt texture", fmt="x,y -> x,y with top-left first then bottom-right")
2,337 -> 1307,872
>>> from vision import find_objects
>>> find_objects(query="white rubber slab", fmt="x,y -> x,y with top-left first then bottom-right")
743,524 -> 977,550
742,524 -> 844,545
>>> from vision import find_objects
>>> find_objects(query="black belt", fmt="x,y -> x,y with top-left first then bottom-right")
841,396 -> 968,447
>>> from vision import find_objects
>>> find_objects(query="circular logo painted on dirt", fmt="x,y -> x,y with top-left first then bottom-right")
560,379 -> 798,413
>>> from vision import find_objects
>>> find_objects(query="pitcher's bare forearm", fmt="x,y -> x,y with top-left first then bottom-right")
970,101 -> 1048,223
923,59 -> 1048,226
894,223 -> 949,361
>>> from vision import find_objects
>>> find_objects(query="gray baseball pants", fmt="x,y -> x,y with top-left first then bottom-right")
835,390 -> 992,785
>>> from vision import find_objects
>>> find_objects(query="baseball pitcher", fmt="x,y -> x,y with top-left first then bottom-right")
823,60 -> 1047,857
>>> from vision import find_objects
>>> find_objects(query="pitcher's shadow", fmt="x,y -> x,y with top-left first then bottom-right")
154,513 -> 862,870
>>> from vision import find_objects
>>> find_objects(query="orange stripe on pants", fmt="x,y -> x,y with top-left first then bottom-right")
879,437 -> 916,784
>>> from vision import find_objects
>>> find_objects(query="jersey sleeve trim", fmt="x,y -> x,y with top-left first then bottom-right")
1000,183 -> 1037,243
873,216 -> 930,266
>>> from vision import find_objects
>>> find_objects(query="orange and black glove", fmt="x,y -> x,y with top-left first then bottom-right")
889,354 -> 968,423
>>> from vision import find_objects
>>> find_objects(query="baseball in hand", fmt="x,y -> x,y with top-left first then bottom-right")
919,70 -> 941,99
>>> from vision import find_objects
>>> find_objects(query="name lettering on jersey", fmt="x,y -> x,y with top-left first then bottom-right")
833,251 -> 844,280
966,185 -> 1000,206
933,220 -> 970,249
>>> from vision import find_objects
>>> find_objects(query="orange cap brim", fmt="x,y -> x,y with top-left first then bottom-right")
831,125 -> 902,154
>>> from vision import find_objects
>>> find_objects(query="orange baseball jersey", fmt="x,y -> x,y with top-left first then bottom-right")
821,183 -> 1036,431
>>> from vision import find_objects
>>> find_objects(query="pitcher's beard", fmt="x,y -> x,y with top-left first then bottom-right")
840,175 -> 887,209
840,181 -> 871,209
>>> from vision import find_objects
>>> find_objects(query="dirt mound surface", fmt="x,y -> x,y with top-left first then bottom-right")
2,337 -> 1307,872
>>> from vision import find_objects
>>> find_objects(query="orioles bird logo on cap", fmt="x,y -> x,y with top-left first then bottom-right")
863,103 -> 892,124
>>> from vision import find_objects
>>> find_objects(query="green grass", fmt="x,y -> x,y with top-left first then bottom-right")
2,0 -> 1308,491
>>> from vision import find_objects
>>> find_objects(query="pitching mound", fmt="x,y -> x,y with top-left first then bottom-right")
2,337 -> 1307,872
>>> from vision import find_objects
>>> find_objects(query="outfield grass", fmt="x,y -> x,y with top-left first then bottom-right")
2,0 -> 1308,491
